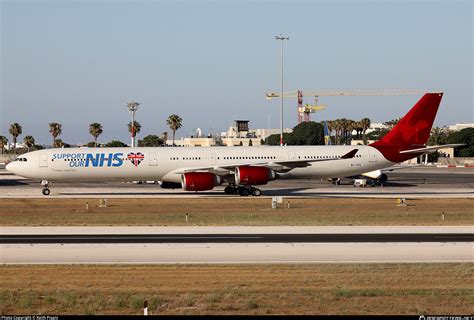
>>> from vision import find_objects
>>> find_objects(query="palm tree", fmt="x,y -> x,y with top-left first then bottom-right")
23,135 -> 35,151
429,126 -> 449,146
49,122 -> 62,148
326,120 -> 334,134
127,121 -> 141,143
360,117 -> 371,142
353,120 -> 363,140
334,119 -> 343,145
384,117 -> 401,130
161,131 -> 169,145
339,118 -> 349,144
0,136 -> 8,154
166,114 -> 183,146
9,123 -> 22,154
89,123 -> 103,147
325,120 -> 334,145
347,120 -> 357,142
54,139 -> 65,148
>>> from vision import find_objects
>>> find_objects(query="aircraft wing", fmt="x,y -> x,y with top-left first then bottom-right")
399,144 -> 465,154
173,148 -> 359,175
273,148 -> 358,169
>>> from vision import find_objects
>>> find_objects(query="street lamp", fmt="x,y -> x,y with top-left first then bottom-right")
127,102 -> 140,147
275,34 -> 289,146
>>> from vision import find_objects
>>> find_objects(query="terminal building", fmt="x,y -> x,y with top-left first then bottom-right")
168,120 -> 292,147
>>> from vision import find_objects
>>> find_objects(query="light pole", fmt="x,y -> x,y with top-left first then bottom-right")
275,34 -> 289,146
127,102 -> 140,147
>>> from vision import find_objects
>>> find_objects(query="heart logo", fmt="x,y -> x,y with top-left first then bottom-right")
127,152 -> 144,167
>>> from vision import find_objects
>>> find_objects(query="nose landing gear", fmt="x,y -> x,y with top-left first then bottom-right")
41,180 -> 50,196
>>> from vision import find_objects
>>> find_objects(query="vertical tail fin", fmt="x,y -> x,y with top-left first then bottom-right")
370,93 -> 443,162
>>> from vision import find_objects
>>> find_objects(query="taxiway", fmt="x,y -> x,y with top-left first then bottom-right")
0,167 -> 473,198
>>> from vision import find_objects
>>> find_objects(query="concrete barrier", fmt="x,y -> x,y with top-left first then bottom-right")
437,157 -> 474,166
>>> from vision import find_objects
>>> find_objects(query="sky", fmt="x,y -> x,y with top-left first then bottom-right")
1,0 -> 472,145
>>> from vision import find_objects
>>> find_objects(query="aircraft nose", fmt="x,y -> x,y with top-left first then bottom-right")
5,161 -> 18,174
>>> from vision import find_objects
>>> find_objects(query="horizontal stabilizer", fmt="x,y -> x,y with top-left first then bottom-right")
399,144 -> 465,154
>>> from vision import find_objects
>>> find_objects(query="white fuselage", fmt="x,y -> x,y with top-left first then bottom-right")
7,145 -> 395,184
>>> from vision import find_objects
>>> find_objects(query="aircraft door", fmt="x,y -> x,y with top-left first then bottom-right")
211,153 -> 216,165
288,152 -> 296,161
39,154 -> 48,167
149,152 -> 158,166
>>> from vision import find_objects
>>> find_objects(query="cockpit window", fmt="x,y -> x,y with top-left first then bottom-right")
15,157 -> 27,162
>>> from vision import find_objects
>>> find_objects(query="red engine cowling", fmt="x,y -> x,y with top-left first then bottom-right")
235,166 -> 276,185
181,172 -> 221,191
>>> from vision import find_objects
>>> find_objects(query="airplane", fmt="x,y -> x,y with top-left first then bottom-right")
6,93 -> 463,196
329,167 -> 411,187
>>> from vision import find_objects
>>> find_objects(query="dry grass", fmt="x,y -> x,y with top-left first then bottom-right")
0,198 -> 473,226
0,264 -> 472,315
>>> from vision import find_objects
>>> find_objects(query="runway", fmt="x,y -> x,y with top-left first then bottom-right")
2,243 -> 472,264
2,233 -> 474,244
2,227 -> 472,264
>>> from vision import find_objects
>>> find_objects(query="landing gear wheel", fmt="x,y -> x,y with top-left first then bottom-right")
251,188 -> 262,196
224,186 -> 234,195
239,188 -> 250,197
42,188 -> 50,196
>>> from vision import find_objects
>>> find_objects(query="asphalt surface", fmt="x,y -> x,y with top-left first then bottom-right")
3,243 -> 472,264
2,233 -> 473,244
3,227 -> 472,264
1,167 -> 473,198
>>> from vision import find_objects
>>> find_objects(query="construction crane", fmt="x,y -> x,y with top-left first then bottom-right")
299,93 -> 327,123
266,89 -> 427,124
300,103 -> 327,123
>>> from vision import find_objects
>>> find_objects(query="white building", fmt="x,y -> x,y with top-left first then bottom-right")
4,142 -> 26,150
168,120 -> 293,147
365,123 -> 386,134
448,123 -> 474,131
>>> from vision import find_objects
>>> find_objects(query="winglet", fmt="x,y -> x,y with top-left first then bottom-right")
341,149 -> 358,159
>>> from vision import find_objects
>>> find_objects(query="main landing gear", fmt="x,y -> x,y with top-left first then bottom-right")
41,180 -> 50,196
224,185 -> 262,197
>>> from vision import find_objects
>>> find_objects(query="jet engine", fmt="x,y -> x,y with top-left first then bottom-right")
235,166 -> 276,185
361,170 -> 388,185
181,172 -> 222,191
